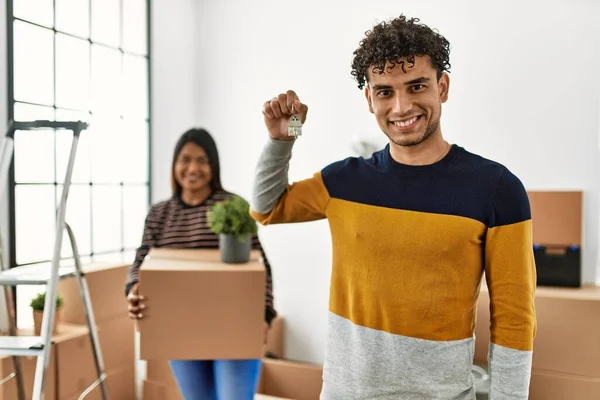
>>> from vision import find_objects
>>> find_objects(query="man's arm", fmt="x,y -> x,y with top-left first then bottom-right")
250,137 -> 330,225
484,168 -> 537,400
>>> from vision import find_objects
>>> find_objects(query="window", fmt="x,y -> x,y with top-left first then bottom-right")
6,0 -> 151,328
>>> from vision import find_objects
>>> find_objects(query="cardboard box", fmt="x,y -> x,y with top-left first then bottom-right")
138,248 -> 266,360
146,359 -> 177,388
146,315 -> 285,389
62,366 -> 136,400
54,324 -> 98,399
257,358 -> 323,400
265,316 -> 284,359
529,369 -> 600,399
58,263 -> 130,325
8,328 -> 59,400
143,378 -> 291,400
143,379 -> 183,400
474,284 -> 600,378
96,315 -> 135,372
527,191 -> 582,246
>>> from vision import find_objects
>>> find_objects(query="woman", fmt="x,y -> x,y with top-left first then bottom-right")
124,128 -> 276,400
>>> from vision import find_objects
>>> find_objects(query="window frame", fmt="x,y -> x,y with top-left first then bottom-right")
5,0 -> 152,319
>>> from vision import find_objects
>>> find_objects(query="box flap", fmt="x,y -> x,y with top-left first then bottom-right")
527,191 -> 582,246
148,248 -> 261,262
142,248 -> 264,272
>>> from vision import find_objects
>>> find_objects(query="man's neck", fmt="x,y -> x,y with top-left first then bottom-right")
180,187 -> 212,206
389,134 -> 450,166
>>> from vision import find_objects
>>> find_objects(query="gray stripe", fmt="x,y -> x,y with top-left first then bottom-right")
321,312 -> 477,400
251,138 -> 295,213
488,343 -> 532,399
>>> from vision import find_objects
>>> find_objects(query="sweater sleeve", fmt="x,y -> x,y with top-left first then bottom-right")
250,138 -> 330,224
484,168 -> 537,399
251,233 -> 277,325
124,203 -> 161,296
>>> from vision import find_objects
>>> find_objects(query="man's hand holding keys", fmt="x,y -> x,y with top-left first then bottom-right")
262,90 -> 308,140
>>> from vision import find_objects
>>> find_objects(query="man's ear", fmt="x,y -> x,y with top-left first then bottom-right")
439,72 -> 450,103
365,86 -> 374,114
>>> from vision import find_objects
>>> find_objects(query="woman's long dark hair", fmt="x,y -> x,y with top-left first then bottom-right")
170,128 -> 223,196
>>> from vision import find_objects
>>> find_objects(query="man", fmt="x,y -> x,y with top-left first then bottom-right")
250,14 -> 536,400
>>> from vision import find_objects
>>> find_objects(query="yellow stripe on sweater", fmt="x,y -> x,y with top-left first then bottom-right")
327,198 -> 487,341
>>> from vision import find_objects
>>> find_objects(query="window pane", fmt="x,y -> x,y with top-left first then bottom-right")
123,0 -> 147,55
56,34 -> 90,111
55,108 -> 91,124
89,117 -> 124,183
14,130 -> 55,183
93,252 -> 124,264
91,45 -> 122,116
92,185 -> 122,253
55,0 -> 90,38
122,55 -> 148,119
13,21 -> 54,106
91,0 -> 120,48
123,185 -> 148,249
15,185 -> 56,265
13,0 -> 53,28
55,110 -> 92,184
13,102 -> 55,122
57,185 -> 91,258
121,120 -> 149,183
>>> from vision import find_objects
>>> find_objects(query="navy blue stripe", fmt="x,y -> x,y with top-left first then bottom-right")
320,145 -> 530,227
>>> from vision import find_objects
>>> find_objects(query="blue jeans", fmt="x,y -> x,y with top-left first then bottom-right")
169,359 -> 262,400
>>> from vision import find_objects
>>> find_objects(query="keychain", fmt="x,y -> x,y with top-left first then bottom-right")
288,103 -> 303,138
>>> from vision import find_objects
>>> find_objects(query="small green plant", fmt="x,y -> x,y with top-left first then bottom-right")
207,196 -> 258,241
30,291 -> 63,312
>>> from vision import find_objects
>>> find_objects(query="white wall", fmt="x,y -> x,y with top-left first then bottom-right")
149,0 -> 600,364
150,0 -> 199,202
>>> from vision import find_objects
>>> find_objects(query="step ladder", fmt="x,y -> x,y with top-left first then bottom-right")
0,120 -> 108,400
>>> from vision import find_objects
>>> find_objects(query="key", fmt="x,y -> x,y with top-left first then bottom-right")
288,104 -> 302,138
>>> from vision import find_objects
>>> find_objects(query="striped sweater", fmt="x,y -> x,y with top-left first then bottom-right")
250,138 -> 536,399
125,190 -> 277,325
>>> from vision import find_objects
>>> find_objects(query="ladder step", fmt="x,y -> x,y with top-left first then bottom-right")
0,264 -> 77,286
0,336 -> 48,356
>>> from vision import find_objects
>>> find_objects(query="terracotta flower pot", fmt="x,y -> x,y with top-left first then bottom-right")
33,308 -> 62,335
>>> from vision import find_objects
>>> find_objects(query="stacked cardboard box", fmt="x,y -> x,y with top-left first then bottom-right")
35,262 -> 136,399
474,284 -> 600,398
0,262 -> 136,399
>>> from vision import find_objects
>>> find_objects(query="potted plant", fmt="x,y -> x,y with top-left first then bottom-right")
30,291 -> 63,335
207,195 -> 258,263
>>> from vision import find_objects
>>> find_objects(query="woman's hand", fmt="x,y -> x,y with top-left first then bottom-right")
127,283 -> 145,319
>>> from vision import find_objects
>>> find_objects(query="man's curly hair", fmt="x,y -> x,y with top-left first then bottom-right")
351,15 -> 451,90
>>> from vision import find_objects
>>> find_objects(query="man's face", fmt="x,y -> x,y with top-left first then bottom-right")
365,56 -> 449,147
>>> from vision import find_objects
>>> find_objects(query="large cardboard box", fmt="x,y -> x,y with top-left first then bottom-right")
529,369 -> 600,399
96,315 -> 135,372
58,263 -> 130,325
474,284 -> 600,378
54,324 -> 98,399
257,358 -> 323,400
138,248 -> 266,360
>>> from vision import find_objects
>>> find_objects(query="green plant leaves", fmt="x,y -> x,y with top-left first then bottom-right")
207,195 -> 258,241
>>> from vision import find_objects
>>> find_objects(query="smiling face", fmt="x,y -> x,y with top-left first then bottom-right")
365,56 -> 449,147
174,142 -> 213,194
